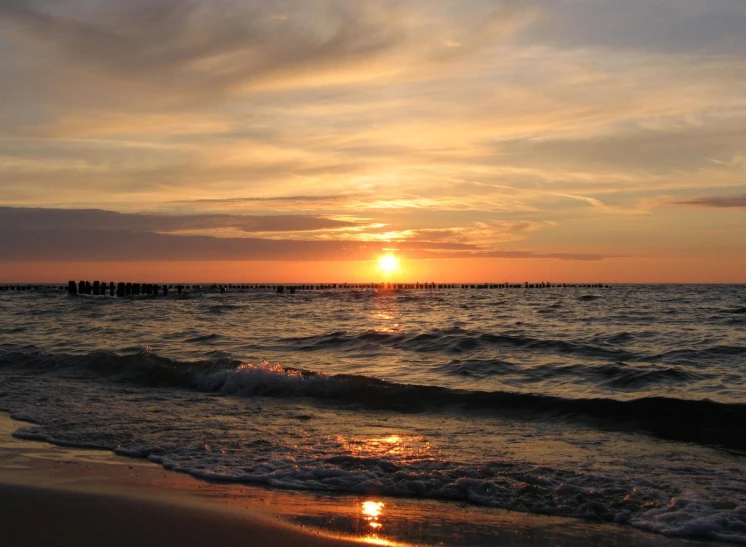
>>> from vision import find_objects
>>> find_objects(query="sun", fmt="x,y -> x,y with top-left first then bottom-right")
378,254 -> 399,275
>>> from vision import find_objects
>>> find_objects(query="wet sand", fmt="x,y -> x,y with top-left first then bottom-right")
0,413 -> 722,546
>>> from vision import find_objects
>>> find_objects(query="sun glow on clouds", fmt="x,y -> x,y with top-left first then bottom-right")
1,0 -> 746,280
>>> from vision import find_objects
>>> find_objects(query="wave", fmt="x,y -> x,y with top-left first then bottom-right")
646,346 -> 746,362
282,328 -> 638,360
206,304 -> 241,314
2,348 -> 745,450
435,359 -> 706,389
281,328 -> 746,367
184,333 -> 222,343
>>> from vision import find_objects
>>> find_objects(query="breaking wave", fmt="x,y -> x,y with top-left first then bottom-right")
2,347 -> 744,450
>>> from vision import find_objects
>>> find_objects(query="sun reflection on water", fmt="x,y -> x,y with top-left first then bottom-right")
357,500 -> 413,546
373,312 -> 394,321
362,500 -> 384,519
362,500 -> 385,536
335,434 -> 433,460
368,298 -> 403,334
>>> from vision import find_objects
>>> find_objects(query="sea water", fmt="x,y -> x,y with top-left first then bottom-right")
0,285 -> 745,543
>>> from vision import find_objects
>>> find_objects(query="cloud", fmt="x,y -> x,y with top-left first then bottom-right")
0,0 -> 403,94
521,0 -> 746,55
341,220 -> 557,245
0,206 -> 607,261
0,206 -> 365,235
491,120 -> 746,175
671,194 -> 746,209
169,194 -> 365,211
0,0 -> 536,105
0,228 -> 609,262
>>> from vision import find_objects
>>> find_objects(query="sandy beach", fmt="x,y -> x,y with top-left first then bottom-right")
0,413 -> 724,547
0,414 -> 364,547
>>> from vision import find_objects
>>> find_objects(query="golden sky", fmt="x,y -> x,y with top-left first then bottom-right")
0,0 -> 744,282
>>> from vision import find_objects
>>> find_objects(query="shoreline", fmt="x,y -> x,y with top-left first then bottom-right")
0,414 -> 366,547
0,413 -> 726,546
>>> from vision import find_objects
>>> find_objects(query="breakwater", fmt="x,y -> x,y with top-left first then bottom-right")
0,281 -> 612,295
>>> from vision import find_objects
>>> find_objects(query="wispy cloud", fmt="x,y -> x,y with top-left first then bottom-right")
0,228 -> 611,263
671,194 -> 746,209
174,195 -> 359,204
0,207 -> 605,262
332,220 -> 557,245
0,207 -> 366,235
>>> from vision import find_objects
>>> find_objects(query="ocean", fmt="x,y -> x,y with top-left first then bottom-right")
1,284 -> 745,543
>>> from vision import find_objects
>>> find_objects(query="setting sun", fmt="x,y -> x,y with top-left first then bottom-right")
378,254 -> 399,275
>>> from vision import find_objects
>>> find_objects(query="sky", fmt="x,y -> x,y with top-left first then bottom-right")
0,0 -> 744,283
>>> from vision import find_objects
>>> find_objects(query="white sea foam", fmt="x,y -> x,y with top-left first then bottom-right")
193,361 -> 335,397
634,495 -> 746,544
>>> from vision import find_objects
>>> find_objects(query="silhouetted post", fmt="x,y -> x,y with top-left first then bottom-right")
93,281 -> 100,295
109,282 -> 115,296
78,281 -> 85,294
163,285 -> 168,297
277,285 -> 284,294
117,282 -> 125,298
68,281 -> 78,295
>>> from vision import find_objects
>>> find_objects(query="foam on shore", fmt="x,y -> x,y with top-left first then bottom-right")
0,413 -> 723,547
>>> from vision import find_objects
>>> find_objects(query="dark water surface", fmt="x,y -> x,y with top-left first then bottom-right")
1,285 -> 745,543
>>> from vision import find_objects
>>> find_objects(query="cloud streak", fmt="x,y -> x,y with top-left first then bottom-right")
0,207 -> 606,262
0,229 -> 609,262
0,207 -> 364,234
671,194 -> 746,209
